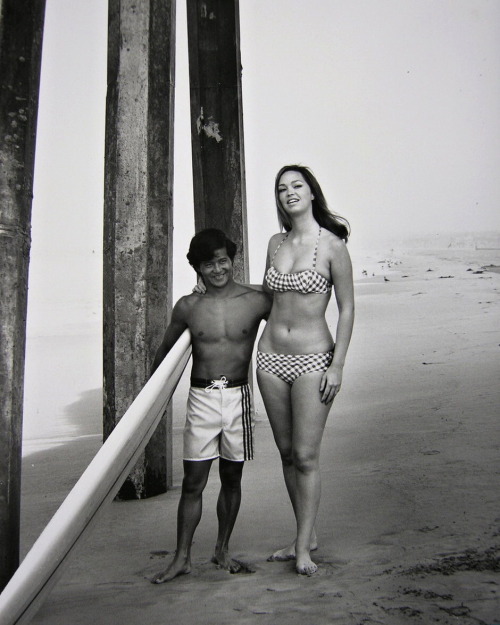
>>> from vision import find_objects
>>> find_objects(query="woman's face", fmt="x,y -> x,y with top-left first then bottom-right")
277,170 -> 314,215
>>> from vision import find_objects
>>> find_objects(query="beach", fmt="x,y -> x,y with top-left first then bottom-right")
19,242 -> 500,625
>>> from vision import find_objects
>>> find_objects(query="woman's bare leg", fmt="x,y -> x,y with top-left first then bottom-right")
257,370 -> 318,560
290,372 -> 332,575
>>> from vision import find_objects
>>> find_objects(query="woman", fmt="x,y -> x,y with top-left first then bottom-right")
257,164 -> 354,576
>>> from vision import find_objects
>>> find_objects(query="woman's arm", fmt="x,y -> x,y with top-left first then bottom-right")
320,240 -> 355,403
331,241 -> 355,367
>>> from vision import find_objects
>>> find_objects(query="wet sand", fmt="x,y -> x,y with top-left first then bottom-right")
20,246 -> 500,625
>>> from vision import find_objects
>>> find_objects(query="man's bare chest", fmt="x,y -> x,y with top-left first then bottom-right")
188,298 -> 256,343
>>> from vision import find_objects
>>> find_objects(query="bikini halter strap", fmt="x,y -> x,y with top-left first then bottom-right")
271,227 -> 322,268
312,227 -> 322,270
270,232 -> 290,265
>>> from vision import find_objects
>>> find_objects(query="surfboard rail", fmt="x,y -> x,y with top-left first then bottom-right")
0,329 -> 192,625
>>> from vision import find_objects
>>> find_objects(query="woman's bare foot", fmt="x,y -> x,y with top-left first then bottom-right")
296,553 -> 318,576
267,536 -> 318,562
267,543 -> 296,562
150,558 -> 191,584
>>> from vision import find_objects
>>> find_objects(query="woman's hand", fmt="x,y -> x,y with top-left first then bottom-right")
319,364 -> 343,404
192,278 -> 206,294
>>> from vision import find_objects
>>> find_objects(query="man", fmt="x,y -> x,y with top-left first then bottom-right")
150,228 -> 271,583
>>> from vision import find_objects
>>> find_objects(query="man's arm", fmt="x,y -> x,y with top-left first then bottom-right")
151,299 -> 189,375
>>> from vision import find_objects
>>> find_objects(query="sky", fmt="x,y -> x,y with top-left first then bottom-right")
27,0 -> 500,333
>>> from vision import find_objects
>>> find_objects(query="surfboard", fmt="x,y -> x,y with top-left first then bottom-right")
0,329 -> 191,624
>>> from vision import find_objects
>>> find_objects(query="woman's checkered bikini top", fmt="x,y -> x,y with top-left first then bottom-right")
265,227 -> 332,294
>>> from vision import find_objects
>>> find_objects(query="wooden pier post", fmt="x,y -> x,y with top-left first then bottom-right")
103,0 -> 176,498
0,0 -> 46,588
186,0 -> 249,282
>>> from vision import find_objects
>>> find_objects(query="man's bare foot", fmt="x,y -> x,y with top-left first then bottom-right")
211,552 -> 255,574
150,559 -> 191,584
267,538 -> 318,562
296,553 -> 318,576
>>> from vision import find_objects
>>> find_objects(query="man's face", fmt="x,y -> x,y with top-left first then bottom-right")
198,247 -> 233,289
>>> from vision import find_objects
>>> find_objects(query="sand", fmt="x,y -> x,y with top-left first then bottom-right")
18,244 -> 500,625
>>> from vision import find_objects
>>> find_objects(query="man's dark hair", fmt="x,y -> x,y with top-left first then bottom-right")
186,228 -> 237,271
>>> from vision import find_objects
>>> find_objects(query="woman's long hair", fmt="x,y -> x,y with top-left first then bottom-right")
274,165 -> 350,242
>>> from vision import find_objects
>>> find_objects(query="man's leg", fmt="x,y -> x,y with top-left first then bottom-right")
151,459 -> 213,583
212,458 -> 245,572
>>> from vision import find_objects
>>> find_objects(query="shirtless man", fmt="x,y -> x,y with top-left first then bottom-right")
150,228 -> 271,583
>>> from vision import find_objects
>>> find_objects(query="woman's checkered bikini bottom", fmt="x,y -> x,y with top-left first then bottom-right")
256,350 -> 334,386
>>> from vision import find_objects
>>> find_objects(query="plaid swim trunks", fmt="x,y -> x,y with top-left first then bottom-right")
256,350 -> 334,385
